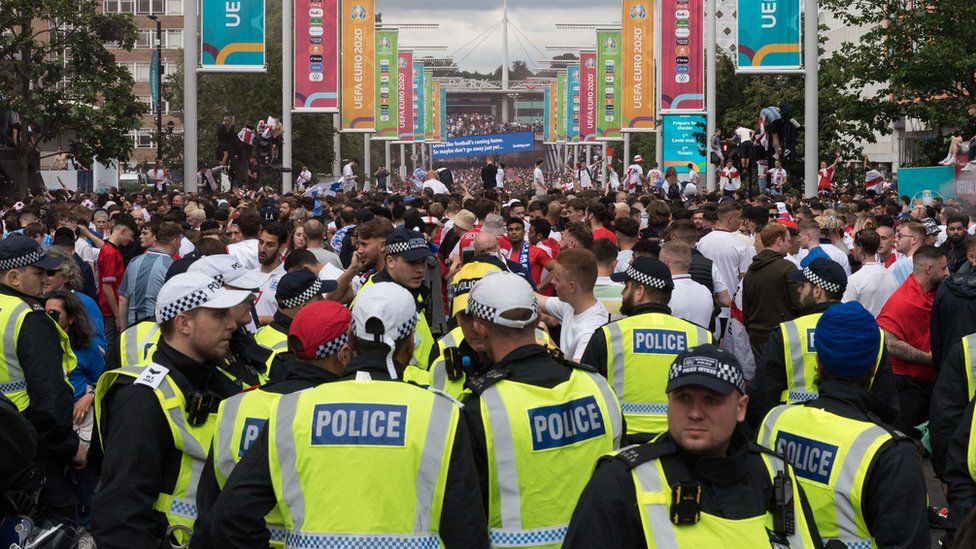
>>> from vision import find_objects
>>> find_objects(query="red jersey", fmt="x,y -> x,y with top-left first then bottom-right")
592,227 -> 618,245
97,241 -> 124,317
818,167 -> 834,191
877,275 -> 936,382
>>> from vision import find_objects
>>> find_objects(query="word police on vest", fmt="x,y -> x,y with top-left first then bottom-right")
239,417 -> 268,457
528,396 -> 607,451
311,403 -> 407,446
633,329 -> 688,354
775,432 -> 837,485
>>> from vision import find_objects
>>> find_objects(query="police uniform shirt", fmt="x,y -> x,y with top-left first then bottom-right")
579,302 -> 674,378
562,431 -> 824,549
225,326 -> 274,386
745,302 -> 900,431
929,339 -> 975,478
93,340 -> 244,547
205,351 -> 489,548
192,359 -> 341,549
774,380 -> 929,548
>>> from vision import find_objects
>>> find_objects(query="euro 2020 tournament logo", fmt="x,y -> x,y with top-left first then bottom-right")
398,57 -> 407,69
350,5 -> 368,19
630,5 -> 647,19
378,38 -> 392,49
584,57 -> 596,69
602,37 -> 617,50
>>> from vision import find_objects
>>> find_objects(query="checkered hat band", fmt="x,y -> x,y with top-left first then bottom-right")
157,290 -> 210,323
315,332 -> 348,359
467,297 -> 537,325
394,315 -> 419,341
282,279 -> 323,309
626,266 -> 669,290
668,357 -> 746,394
386,238 -> 428,255
212,274 -> 226,285
0,248 -> 43,271
803,267 -> 841,294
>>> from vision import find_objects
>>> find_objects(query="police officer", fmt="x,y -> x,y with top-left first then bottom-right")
581,256 -> 711,442
205,282 -> 488,547
253,269 -> 337,377
564,344 -> 822,548
747,257 -> 898,428
193,300 -> 352,548
758,302 -> 928,548
462,272 -> 622,547
0,235 -> 83,520
930,331 -> 976,478
356,228 -> 436,369
93,272 -> 254,546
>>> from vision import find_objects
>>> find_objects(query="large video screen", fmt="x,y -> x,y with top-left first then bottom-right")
431,131 -> 535,160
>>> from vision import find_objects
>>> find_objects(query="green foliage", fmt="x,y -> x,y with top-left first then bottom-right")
0,0 -> 144,194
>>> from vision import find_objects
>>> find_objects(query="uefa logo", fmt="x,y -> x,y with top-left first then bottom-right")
398,57 -> 407,69
630,5 -> 647,19
602,37 -> 617,50
349,5 -> 368,19
378,38 -> 392,49
584,58 -> 596,69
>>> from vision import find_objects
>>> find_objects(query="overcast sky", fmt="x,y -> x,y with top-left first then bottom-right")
383,0 -> 619,73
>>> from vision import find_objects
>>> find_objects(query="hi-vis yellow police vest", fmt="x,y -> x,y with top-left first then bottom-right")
478,368 -> 622,547
960,333 -> 976,399
780,313 -> 883,403
357,275 -> 435,371
254,324 -> 288,371
0,294 -> 77,411
213,388 -> 287,547
94,364 -> 216,544
626,444 -> 818,548
118,320 -> 160,368
600,312 -> 710,436
759,404 -> 895,548
267,378 -> 460,547
426,326 -> 554,400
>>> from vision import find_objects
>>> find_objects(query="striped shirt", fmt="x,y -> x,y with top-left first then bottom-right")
119,248 -> 173,326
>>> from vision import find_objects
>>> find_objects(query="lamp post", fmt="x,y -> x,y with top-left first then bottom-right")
147,14 -> 162,162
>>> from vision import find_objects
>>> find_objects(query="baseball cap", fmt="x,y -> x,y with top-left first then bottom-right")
634,155 -> 643,162
276,269 -> 338,309
922,217 -> 941,236
452,210 -> 476,231
0,235 -> 61,270
449,261 -> 502,316
188,254 -> 271,290
155,272 -> 254,323
787,257 -> 847,294
352,282 -> 418,378
666,344 -> 746,395
610,256 -> 674,291
385,228 -> 432,262
466,272 -> 538,329
289,301 -> 351,360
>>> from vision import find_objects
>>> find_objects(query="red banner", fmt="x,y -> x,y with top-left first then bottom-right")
397,51 -> 414,141
293,0 -> 338,112
660,0 -> 705,112
579,51 -> 598,142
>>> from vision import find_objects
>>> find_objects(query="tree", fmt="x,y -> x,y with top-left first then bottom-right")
0,0 -> 144,195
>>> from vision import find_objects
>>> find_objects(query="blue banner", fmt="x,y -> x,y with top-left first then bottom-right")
542,86 -> 550,143
413,62 -> 425,142
149,49 -> 160,109
567,64 -> 581,143
431,131 -> 535,160
662,115 -> 706,175
201,0 -> 266,72
736,0 -> 801,70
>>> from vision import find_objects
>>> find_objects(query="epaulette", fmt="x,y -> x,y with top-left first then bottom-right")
464,367 -> 510,396
607,439 -> 677,470
545,347 -> 597,373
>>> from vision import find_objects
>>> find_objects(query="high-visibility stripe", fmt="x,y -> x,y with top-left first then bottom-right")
215,393 -> 245,484
584,371 -> 623,447
783,321 -> 812,399
632,461 -> 679,548
123,324 -> 142,366
965,334 -> 976,398
607,323 -> 625,398
412,395 -> 453,534
274,392 -> 305,530
482,385 -> 522,530
830,426 -> 888,546
0,303 -> 30,397
283,532 -> 439,548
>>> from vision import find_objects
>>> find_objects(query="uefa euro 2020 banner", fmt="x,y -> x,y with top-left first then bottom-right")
294,0 -> 338,111
566,64 -> 580,143
432,132 -> 535,160
439,85 -> 448,143
596,29 -> 622,140
622,0 -> 654,131
340,0 -> 375,131
373,28 -> 398,139
661,0 -> 704,112
736,0 -> 801,71
200,0 -> 266,72
556,70 -> 567,143
397,51 -> 414,142
413,61 -> 426,142
547,81 -> 558,143
579,51 -> 598,143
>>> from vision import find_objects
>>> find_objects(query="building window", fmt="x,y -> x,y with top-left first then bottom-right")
136,0 -> 165,14
130,129 -> 155,148
166,0 -> 182,14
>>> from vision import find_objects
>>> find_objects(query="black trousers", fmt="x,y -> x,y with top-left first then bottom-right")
894,374 -> 934,441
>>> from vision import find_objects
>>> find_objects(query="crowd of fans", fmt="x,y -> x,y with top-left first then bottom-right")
446,112 -> 543,137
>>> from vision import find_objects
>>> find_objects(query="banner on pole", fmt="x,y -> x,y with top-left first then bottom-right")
622,0 -> 654,131
439,83 -> 448,143
413,62 -> 425,142
661,0 -> 704,112
556,70 -> 567,143
567,63 -> 580,143
397,51 -> 414,142
200,0 -> 266,72
373,28 -> 398,139
294,0 -> 338,112
149,49 -> 160,109
662,114 -> 707,174
579,51 -> 597,142
340,0 -> 375,131
736,0 -> 801,71
431,81 -> 441,143
548,81 -> 558,143
424,68 -> 434,142
596,29 -> 622,140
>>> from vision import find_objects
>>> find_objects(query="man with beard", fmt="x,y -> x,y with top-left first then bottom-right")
580,257 -> 712,443
941,213 -> 970,273
747,258 -> 899,429
351,218 -> 394,294
254,223 -> 289,325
